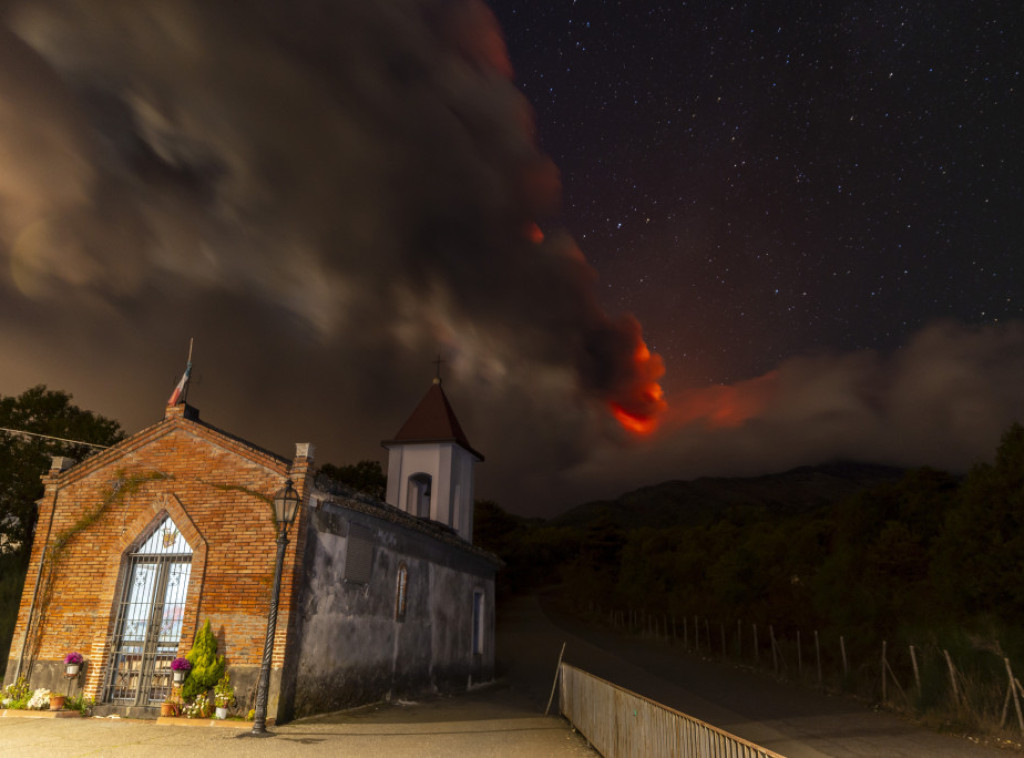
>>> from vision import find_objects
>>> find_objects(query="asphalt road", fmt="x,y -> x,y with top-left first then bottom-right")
505,593 -> 1013,757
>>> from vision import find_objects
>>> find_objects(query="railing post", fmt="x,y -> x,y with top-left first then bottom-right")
815,630 -> 822,686
881,640 -> 887,703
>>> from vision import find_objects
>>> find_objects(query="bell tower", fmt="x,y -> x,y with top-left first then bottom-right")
382,375 -> 483,542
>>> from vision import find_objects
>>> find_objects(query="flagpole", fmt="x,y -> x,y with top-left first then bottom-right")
183,338 -> 194,404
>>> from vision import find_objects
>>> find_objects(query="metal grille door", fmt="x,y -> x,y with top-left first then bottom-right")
105,516 -> 192,706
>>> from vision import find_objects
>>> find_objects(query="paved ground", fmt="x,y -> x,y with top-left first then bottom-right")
0,684 -> 595,757
1,594 -> 1018,757
0,597 -> 596,758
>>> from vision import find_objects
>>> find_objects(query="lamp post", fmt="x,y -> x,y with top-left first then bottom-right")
251,478 -> 301,736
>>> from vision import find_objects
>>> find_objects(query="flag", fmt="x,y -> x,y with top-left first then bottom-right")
167,362 -> 192,406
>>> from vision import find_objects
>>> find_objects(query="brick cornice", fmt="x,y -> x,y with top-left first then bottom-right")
47,414 -> 291,487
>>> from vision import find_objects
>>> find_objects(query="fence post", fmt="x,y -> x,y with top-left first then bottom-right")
683,615 -> 689,650
815,630 -> 822,686
840,636 -> 848,679
909,645 -> 921,693
1005,658 -> 1024,733
797,630 -> 802,678
705,618 -> 711,655
770,625 -> 779,674
881,640 -> 887,703
944,649 -> 960,706
694,615 -> 700,654
545,642 -> 567,716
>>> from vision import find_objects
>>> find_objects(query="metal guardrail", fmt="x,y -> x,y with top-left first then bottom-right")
559,663 -> 786,758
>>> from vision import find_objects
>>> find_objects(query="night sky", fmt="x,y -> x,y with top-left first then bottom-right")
0,1 -> 1022,515
492,0 -> 1022,390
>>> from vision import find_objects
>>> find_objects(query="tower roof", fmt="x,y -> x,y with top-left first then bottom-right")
383,379 -> 484,461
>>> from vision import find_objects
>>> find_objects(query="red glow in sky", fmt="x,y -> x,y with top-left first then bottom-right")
610,340 -> 667,436
668,371 -> 778,430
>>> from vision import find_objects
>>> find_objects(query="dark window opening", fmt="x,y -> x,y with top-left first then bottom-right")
407,473 -> 432,518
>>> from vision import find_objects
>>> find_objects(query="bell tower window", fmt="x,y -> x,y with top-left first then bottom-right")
407,473 -> 431,518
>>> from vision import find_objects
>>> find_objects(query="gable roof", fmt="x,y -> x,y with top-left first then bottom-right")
382,380 -> 484,461
47,403 -> 289,487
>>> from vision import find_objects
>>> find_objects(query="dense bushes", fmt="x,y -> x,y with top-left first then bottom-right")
477,422 -> 1024,671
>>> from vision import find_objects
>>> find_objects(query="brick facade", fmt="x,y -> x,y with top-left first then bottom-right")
4,403 -> 313,719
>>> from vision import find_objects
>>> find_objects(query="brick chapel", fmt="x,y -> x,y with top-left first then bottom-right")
3,374 -> 499,722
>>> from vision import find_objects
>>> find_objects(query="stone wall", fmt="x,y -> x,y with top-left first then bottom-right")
287,500 -> 496,718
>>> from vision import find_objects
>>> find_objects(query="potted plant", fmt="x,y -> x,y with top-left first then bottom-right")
171,656 -> 191,684
64,651 -> 84,677
213,673 -> 234,719
48,692 -> 66,711
161,684 -> 182,717
182,694 -> 211,719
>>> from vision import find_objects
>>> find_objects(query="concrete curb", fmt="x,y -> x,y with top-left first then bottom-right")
155,716 -> 266,729
1,708 -> 83,719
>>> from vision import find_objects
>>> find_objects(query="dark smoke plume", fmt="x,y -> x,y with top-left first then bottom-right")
0,0 -> 662,511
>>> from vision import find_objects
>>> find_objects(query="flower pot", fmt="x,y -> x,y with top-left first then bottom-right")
49,695 -> 67,711
160,702 -> 176,717
65,663 -> 81,677
172,669 -> 186,684
215,706 -> 228,719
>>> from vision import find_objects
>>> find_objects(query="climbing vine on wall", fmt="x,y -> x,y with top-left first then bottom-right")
26,469 -> 172,669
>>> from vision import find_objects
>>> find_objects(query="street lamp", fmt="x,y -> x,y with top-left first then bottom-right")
251,478 -> 302,735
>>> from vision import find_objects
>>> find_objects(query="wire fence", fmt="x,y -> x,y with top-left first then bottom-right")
589,605 -> 1024,736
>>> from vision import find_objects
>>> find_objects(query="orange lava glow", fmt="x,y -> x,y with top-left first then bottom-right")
609,338 -> 667,436
611,403 -> 659,435
524,222 -> 545,244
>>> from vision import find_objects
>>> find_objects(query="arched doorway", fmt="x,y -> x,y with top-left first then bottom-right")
103,515 -> 192,706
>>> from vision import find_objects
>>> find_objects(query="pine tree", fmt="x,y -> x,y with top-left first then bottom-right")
182,619 -> 225,701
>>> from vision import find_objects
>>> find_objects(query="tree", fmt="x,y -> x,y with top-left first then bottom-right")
931,423 -> 1024,623
182,619 -> 226,701
0,386 -> 124,556
318,460 -> 386,499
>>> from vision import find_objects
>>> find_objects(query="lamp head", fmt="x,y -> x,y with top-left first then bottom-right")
273,479 -> 301,526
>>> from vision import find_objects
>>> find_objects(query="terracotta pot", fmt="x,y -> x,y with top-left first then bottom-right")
160,702 -> 175,717
49,695 -> 67,711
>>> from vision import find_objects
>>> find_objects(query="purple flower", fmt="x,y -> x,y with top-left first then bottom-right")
64,652 -> 83,665
171,657 -> 192,672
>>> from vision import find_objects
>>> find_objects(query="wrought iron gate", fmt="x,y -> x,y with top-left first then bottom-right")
104,516 -> 192,706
